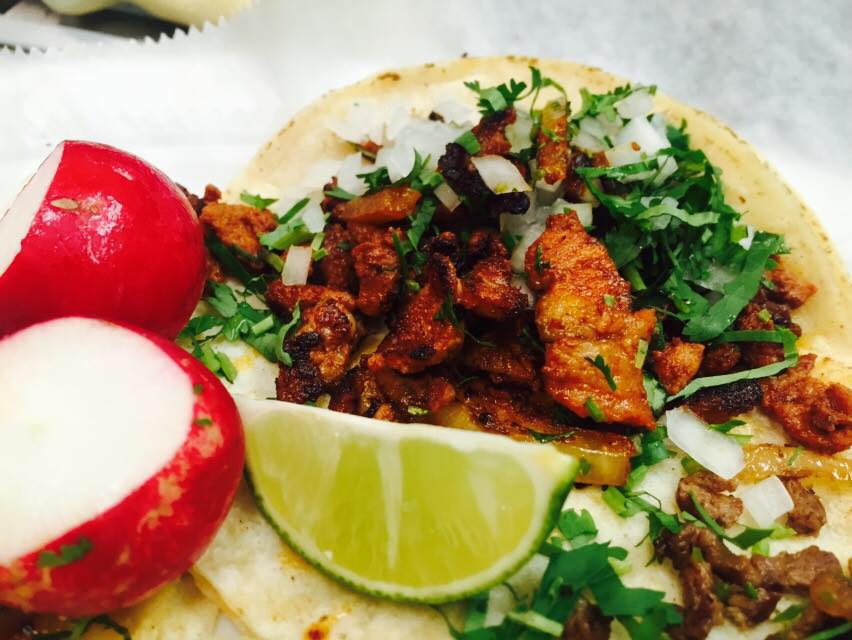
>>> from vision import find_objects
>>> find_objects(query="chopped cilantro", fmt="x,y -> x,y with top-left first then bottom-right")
584,398 -> 606,422
757,308 -> 772,323
603,293 -> 615,307
205,232 -> 263,294
558,509 -> 598,548
681,456 -> 702,474
49,615 -> 132,640
323,185 -> 357,201
585,354 -> 617,391
743,582 -> 759,599
277,197 -> 310,225
215,351 -> 238,383
454,130 -> 481,155
407,197 -> 438,251
275,303 -> 302,366
357,165 -> 391,192
688,491 -> 774,550
239,191 -> 278,210
407,406 -> 429,416
464,66 -> 565,117
805,621 -> 852,640
771,603 -> 807,623
434,294 -> 460,326
787,445 -> 803,466
670,328 -> 798,401
533,244 -> 550,274
635,338 -> 649,368
405,279 -> 420,293
38,537 -> 93,568
643,374 -> 667,414
572,84 -> 655,123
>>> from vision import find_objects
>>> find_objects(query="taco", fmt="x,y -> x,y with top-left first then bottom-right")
6,56 -> 852,640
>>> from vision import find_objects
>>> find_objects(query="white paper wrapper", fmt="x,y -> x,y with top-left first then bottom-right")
0,0 -> 849,266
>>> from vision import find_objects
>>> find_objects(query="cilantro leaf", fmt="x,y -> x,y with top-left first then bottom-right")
323,186 -> 357,201
357,166 -> 391,192
585,354 -> 617,391
240,191 -> 278,210
38,537 -> 93,568
407,197 -> 438,251
558,509 -> 598,548
455,130 -> 481,155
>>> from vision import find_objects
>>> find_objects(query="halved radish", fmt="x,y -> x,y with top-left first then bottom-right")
0,317 -> 244,616
0,141 -> 206,339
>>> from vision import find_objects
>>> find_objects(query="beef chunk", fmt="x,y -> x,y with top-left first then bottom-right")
457,257 -> 528,322
351,231 -> 400,317
676,471 -> 743,528
317,223 -> 355,291
688,379 -> 763,424
562,599 -> 611,640
680,559 -> 724,640
464,228 -> 509,267
724,585 -> 781,628
783,478 -> 827,535
754,546 -> 843,592
652,338 -> 705,395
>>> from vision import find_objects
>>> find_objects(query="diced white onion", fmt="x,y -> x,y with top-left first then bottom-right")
615,88 -> 655,120
299,160 -> 345,190
335,152 -> 369,196
300,201 -> 327,233
665,407 -> 745,480
535,177 -> 564,205
550,199 -> 593,227
613,116 -> 669,156
471,155 -> 531,194
596,112 -> 625,137
738,476 -> 794,527
651,113 -> 669,139
510,222 -> 545,273
374,119 -> 463,181
434,182 -> 461,211
506,110 -> 535,153
433,99 -> 476,126
652,156 -> 679,186
605,143 -> 643,168
326,102 -> 385,144
281,245 -> 313,285
384,104 -> 413,141
573,130 -> 608,153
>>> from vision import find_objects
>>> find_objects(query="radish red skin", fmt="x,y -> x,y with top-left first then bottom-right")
0,141 -> 206,338
0,320 -> 244,616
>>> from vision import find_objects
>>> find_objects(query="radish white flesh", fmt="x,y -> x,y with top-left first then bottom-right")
0,318 -> 194,565
738,476 -> 794,527
0,144 -> 63,275
665,407 -> 745,480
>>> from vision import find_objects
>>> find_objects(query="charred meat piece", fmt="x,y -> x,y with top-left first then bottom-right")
760,354 -> 852,454
766,605 -> 836,640
317,223 -> 355,291
563,148 -> 595,203
457,257 -> 528,322
652,338 -> 706,395
373,368 -> 456,419
562,599 -> 611,640
471,108 -> 516,156
724,585 -> 781,629
438,142 -> 529,217
270,285 -> 362,404
766,264 -> 817,309
688,379 -> 762,424
333,186 -> 421,224
464,228 -> 509,266
351,231 -> 400,317
200,202 -> 277,258
526,213 -> 656,428
328,358 -> 399,422
460,339 -> 540,388
783,478 -> 827,535
700,343 -> 741,376
537,99 -> 570,185
181,183 -> 222,215
676,470 -> 743,529
369,254 -> 464,374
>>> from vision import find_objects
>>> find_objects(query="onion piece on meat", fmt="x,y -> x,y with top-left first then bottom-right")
434,182 -> 461,212
550,199 -> 593,227
738,475 -> 794,527
471,155 -> 531,194
281,245 -> 313,285
666,407 -> 745,480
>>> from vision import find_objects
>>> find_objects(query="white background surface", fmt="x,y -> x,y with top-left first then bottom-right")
1,0 -> 850,266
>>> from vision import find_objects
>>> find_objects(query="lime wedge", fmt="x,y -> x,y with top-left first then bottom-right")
237,397 -> 579,603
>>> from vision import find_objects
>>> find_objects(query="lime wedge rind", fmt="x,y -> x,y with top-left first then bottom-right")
239,397 -> 579,604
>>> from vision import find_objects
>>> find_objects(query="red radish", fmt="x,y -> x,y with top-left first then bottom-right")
0,141 -> 206,339
0,316 -> 244,616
